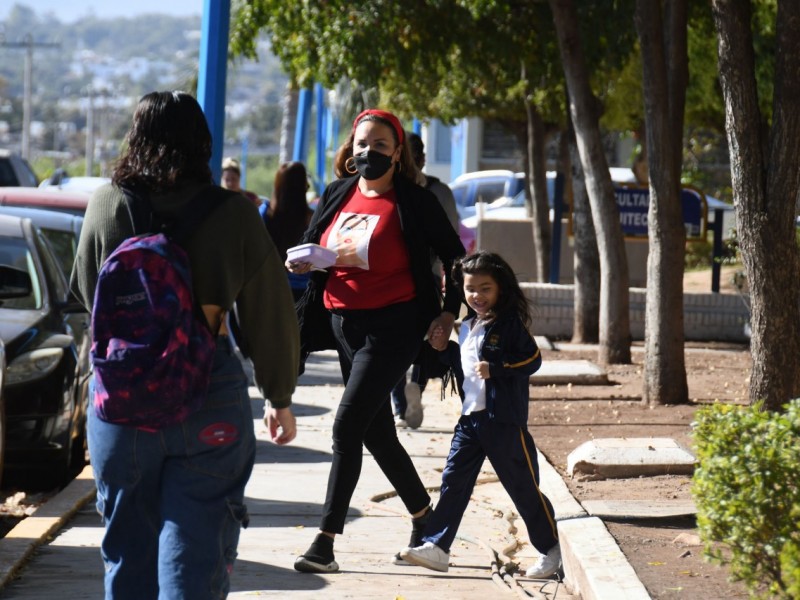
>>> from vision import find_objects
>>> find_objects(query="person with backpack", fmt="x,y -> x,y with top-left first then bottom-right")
70,90 -> 299,600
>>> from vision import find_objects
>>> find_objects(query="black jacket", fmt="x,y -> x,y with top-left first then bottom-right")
296,174 -> 465,360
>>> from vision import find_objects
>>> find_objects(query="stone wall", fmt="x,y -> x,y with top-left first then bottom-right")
523,283 -> 751,342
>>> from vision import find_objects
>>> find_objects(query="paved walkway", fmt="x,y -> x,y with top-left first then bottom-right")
0,351 -> 649,599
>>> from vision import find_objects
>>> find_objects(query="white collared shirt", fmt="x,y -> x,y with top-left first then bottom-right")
459,316 -> 487,415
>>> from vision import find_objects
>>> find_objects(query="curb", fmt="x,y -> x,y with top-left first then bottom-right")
539,456 -> 652,599
560,517 -> 651,600
0,465 -> 96,590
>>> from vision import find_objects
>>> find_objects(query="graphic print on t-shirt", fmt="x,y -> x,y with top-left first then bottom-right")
325,212 -> 380,269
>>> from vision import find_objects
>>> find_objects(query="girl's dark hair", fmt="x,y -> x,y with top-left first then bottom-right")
266,161 -> 313,259
112,91 -> 213,193
332,113 -> 419,182
452,251 -> 532,330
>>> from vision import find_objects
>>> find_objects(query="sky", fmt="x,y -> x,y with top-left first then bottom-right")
4,0 -> 203,23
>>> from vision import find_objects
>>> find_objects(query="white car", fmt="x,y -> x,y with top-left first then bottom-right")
459,167 -> 638,231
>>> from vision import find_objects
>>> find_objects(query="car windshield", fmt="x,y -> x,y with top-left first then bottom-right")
0,237 -> 42,309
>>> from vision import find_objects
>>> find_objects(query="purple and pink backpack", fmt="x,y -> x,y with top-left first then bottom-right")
90,187 -> 224,430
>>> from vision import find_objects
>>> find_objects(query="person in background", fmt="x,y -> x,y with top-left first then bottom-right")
221,156 -> 262,207
391,132 -> 461,429
70,91 -> 299,599
260,161 -> 315,301
287,108 -> 465,573
400,251 -> 561,579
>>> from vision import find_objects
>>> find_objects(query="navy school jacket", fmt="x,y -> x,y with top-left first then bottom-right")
462,312 -> 542,427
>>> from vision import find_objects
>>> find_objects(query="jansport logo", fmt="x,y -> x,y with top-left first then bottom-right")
115,292 -> 146,306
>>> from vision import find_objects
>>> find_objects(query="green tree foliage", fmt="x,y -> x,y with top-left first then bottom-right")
693,399 -> 800,598
230,1 -> 637,126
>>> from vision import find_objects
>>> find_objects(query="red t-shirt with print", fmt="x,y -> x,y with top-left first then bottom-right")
320,185 -> 415,310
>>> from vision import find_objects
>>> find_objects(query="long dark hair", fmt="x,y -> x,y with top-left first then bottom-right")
112,91 -> 213,193
266,161 -> 313,259
452,251 -> 532,330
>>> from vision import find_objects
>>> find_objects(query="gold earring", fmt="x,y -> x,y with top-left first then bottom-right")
345,156 -> 357,174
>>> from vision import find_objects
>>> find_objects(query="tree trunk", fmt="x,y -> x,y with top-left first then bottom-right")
568,117 -> 600,343
712,0 -> 800,410
549,0 -> 632,364
525,99 -> 552,282
635,0 -> 689,405
279,80 -> 299,165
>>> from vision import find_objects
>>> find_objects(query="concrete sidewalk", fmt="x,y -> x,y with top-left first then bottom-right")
0,351 -> 650,599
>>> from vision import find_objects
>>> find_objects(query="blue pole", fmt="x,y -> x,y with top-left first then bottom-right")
549,172 -> 565,283
711,209 -> 723,293
293,87 -> 312,163
330,114 -> 340,186
450,121 -> 466,181
315,83 -> 326,193
412,118 -> 421,135
240,136 -> 249,188
197,0 -> 230,185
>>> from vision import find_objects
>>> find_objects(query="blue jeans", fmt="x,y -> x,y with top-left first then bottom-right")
88,336 -> 256,600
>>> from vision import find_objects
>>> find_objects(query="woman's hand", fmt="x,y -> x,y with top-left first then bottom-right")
426,312 -> 456,350
286,259 -> 312,274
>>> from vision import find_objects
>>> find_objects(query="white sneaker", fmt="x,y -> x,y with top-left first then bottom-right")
403,383 -> 423,429
394,416 -> 408,428
526,544 -> 562,578
400,542 -> 450,572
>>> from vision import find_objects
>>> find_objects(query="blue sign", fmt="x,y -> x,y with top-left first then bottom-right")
614,186 -> 707,239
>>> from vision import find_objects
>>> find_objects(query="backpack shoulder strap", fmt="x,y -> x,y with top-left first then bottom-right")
169,186 -> 229,246
120,185 -> 154,235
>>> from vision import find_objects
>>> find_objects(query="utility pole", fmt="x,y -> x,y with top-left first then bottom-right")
1,34 -> 60,160
85,86 -> 94,177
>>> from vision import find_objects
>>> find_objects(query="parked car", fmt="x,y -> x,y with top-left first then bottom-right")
456,167 -> 638,236
38,169 -> 110,194
0,186 -> 90,216
449,169 -> 526,221
0,206 -> 83,276
0,207 -> 89,426
0,150 -> 39,188
0,214 -> 88,486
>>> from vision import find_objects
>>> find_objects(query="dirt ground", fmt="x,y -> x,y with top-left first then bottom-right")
531,336 -> 752,599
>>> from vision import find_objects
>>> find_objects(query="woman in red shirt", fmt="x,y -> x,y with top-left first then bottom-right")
289,109 -> 465,573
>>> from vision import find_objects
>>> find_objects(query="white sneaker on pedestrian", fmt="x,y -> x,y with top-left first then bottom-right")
526,544 -> 562,578
394,416 -> 408,428
400,542 -> 450,572
403,382 -> 423,429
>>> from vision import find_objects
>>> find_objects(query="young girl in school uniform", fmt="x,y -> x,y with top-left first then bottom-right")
399,251 -> 562,579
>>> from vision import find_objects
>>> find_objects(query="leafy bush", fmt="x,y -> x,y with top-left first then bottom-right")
692,400 -> 800,598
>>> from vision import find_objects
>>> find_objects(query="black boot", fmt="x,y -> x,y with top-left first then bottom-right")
295,533 -> 339,573
393,505 -> 432,565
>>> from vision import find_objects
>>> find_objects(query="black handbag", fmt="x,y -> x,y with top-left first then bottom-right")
296,272 -> 337,375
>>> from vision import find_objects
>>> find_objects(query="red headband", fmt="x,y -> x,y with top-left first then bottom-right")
352,109 -> 404,145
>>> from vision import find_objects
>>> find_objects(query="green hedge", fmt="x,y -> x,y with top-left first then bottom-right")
692,400 -> 800,598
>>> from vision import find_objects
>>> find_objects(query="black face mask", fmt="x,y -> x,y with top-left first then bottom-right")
353,150 -> 394,180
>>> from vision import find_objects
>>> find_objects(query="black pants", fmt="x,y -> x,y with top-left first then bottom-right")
321,300 -> 431,533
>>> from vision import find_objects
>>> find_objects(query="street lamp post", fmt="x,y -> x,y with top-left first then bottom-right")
0,34 -> 59,160
85,86 -> 94,176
